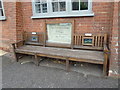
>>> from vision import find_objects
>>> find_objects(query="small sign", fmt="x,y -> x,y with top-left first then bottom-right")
84,38 -> 92,44
82,36 -> 94,46
32,32 -> 37,35
85,33 -> 92,36
31,36 -> 38,42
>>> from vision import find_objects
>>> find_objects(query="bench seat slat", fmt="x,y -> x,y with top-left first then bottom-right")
15,45 -> 104,63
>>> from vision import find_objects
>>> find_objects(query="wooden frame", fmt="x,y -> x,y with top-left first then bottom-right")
23,32 -> 45,46
31,33 -> 39,42
44,19 -> 75,49
73,33 -> 108,50
82,36 -> 94,46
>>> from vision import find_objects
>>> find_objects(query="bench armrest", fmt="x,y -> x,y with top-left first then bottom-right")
103,44 -> 110,54
12,40 -> 25,49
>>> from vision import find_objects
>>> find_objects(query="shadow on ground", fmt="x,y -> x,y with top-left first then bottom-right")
2,53 -> 119,88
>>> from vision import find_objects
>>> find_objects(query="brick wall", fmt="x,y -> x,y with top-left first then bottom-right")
21,2 -> 113,48
108,1 -> 120,77
22,2 -> 113,34
16,2 -> 23,41
0,2 -> 16,51
0,2 -> 23,51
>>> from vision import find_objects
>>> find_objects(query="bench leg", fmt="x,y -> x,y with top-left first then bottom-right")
13,52 -> 18,62
66,59 -> 70,72
103,53 -> 108,76
12,48 -> 18,62
34,54 -> 39,66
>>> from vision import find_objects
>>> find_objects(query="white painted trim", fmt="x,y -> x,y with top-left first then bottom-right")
32,0 -> 94,19
0,0 -> 6,20
31,13 -> 94,19
0,16 -> 6,20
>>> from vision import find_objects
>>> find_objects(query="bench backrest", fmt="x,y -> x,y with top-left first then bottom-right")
23,32 -> 107,50
23,32 -> 44,45
73,33 -> 107,50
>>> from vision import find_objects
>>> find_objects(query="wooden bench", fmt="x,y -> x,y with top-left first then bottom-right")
12,32 -> 109,76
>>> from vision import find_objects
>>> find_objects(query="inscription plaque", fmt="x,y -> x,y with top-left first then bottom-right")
47,23 -> 72,44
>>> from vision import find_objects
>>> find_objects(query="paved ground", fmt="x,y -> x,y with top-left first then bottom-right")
1,52 -> 119,88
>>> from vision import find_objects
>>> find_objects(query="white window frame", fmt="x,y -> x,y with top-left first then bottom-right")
51,0 -> 66,12
32,0 -> 94,19
0,0 -> 6,20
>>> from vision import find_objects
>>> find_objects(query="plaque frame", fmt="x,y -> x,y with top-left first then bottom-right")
82,36 -> 94,46
44,20 -> 75,48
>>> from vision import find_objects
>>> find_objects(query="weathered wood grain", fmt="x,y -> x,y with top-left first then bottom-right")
15,45 -> 104,62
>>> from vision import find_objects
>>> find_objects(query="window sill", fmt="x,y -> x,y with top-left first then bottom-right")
31,13 -> 94,19
0,16 -> 6,21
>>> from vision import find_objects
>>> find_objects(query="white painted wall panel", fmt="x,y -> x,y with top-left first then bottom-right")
47,23 -> 72,44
